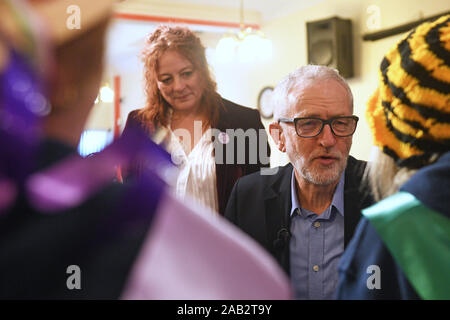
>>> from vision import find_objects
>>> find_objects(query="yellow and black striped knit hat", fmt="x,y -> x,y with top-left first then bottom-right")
366,14 -> 450,168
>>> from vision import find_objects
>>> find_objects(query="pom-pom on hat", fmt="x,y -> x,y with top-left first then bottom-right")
366,14 -> 450,168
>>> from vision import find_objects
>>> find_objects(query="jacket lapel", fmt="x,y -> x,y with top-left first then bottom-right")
263,164 -> 293,274
343,156 -> 370,247
214,104 -> 234,215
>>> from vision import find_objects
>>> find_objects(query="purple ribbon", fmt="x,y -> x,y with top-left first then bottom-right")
26,126 -> 174,212
0,46 -> 47,211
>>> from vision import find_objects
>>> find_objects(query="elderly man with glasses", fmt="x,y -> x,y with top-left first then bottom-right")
225,65 -> 373,300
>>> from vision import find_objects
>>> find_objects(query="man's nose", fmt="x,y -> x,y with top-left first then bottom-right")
173,77 -> 186,91
318,124 -> 337,147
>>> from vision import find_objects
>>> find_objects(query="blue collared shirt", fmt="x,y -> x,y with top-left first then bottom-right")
289,170 -> 345,300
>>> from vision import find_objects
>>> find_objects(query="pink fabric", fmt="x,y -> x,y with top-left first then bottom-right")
0,178 -> 16,213
122,192 -> 292,300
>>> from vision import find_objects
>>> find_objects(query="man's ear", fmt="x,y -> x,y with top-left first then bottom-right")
269,122 -> 286,153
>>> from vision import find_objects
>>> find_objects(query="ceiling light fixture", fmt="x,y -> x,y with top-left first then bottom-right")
95,83 -> 114,104
215,0 -> 272,63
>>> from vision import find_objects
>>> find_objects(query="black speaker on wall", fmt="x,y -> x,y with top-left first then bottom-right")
306,16 -> 354,78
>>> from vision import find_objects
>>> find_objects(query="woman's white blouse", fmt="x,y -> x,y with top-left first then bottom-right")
163,127 -> 219,214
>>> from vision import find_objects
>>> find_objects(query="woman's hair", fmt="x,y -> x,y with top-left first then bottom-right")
139,25 -> 222,131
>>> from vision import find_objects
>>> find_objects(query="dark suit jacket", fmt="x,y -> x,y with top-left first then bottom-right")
225,156 -> 373,275
123,98 -> 270,215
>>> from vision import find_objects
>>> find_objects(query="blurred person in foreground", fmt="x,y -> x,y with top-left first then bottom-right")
336,14 -> 450,300
123,25 -> 270,216
0,0 -> 150,299
0,0 -> 290,299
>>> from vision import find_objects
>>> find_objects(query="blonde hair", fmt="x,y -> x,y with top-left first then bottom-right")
365,147 -> 423,201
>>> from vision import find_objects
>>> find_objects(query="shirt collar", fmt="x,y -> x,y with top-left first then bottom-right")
290,168 -> 345,217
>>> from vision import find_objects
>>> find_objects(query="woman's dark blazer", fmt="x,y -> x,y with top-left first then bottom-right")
122,98 -> 271,215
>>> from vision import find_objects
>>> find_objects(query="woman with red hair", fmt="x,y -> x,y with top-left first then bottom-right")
124,25 -> 270,215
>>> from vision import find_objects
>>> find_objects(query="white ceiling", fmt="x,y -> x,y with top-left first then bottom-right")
106,0 -> 327,73
162,0 -> 326,22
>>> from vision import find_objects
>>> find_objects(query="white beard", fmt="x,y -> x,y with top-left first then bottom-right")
296,156 -> 347,186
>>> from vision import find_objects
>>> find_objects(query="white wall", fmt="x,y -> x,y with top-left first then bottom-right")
92,0 -> 450,166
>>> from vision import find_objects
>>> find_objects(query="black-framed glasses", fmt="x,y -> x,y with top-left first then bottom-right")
278,116 -> 359,138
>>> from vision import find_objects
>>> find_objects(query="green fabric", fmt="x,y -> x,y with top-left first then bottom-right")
363,192 -> 450,300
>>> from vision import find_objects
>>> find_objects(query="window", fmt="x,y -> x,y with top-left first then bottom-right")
78,130 -> 113,157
